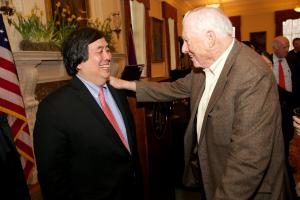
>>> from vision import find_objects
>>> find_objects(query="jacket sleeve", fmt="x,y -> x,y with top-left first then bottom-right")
136,72 -> 193,102
34,100 -> 74,200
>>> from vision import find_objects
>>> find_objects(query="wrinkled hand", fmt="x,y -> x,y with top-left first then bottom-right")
293,116 -> 300,136
109,76 -> 137,91
109,76 -> 124,89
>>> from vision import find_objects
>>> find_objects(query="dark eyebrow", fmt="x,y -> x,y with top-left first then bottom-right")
96,45 -> 109,49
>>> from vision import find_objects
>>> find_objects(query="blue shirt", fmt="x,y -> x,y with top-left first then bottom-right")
76,75 -> 130,151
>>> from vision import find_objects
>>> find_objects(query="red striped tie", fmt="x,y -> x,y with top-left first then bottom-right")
278,59 -> 285,89
99,87 -> 130,151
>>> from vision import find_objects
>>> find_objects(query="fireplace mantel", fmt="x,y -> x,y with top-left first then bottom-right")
13,51 -> 126,133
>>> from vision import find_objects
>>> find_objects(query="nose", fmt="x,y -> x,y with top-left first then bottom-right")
103,50 -> 111,61
182,41 -> 189,54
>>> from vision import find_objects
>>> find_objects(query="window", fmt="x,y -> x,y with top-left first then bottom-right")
283,18 -> 300,50
130,0 -> 147,76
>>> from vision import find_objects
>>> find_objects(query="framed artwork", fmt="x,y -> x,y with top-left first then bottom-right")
45,0 -> 89,25
151,17 -> 164,63
250,31 -> 267,52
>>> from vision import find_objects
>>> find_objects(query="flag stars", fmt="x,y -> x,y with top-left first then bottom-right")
0,29 -> 8,42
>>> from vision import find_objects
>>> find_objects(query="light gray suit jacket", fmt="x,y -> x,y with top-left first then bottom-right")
136,40 -> 287,199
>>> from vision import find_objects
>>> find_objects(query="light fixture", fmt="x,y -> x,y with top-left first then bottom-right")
111,12 -> 121,39
206,3 -> 220,8
295,0 -> 300,12
0,0 -> 15,16
205,0 -> 221,8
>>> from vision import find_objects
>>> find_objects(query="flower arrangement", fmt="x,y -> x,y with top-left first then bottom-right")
8,6 -> 59,50
8,2 -> 79,51
51,1 -> 79,47
8,1 -> 115,51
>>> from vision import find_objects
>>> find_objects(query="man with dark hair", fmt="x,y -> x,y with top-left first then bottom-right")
288,37 -> 300,60
33,27 -> 143,200
288,37 -> 300,106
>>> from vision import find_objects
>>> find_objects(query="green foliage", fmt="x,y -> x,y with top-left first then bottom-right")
8,6 -> 55,43
8,2 -> 115,50
8,2 -> 80,48
50,1 -> 79,46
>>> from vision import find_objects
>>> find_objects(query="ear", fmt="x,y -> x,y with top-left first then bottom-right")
206,30 -> 216,48
76,63 -> 83,71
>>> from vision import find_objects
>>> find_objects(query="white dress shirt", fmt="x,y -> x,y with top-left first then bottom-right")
196,40 -> 234,142
272,55 -> 292,92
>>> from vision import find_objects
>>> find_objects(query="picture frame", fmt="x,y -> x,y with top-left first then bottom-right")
250,31 -> 267,52
151,17 -> 164,63
45,0 -> 89,24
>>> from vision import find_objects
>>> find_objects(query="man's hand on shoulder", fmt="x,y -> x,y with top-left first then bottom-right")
109,76 -> 137,91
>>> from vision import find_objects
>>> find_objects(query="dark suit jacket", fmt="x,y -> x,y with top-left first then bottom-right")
136,40 -> 287,199
288,49 -> 300,61
270,53 -> 300,108
0,114 -> 31,200
269,54 -> 300,147
287,54 -> 300,108
34,77 -> 142,200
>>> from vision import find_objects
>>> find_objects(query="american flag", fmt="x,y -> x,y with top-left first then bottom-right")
0,14 -> 35,182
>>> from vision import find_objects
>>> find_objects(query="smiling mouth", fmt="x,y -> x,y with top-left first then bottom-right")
99,63 -> 110,68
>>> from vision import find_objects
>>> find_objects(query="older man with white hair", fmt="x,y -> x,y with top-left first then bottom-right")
110,7 -> 288,199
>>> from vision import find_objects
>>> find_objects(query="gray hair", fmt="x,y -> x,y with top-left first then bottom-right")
272,39 -> 280,48
183,7 -> 233,37
272,36 -> 289,48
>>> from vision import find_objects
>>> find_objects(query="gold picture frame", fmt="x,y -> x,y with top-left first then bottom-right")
44,0 -> 89,23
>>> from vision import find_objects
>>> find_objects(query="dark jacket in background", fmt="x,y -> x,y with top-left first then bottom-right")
0,114 -> 31,200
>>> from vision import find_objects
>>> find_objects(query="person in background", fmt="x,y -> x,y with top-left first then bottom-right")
270,35 -> 300,199
288,37 -> 300,107
110,7 -> 288,199
270,36 -> 299,155
288,37 -> 300,60
0,114 -> 31,200
33,27 -> 143,200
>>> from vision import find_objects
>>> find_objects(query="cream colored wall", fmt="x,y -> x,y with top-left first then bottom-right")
88,0 -> 125,54
240,13 -> 275,53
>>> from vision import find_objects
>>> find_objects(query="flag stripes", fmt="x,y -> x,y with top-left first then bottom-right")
0,14 -> 35,181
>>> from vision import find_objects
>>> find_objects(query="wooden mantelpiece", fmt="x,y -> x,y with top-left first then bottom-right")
13,51 -> 126,134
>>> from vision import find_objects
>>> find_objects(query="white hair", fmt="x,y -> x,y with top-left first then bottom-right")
183,7 -> 233,37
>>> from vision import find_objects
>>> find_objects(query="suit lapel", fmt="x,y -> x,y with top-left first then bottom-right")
70,77 -> 103,119
70,77 -> 131,153
199,40 -> 241,143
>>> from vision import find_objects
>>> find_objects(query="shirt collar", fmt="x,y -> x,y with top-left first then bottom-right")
273,54 -> 284,62
205,39 -> 234,76
76,74 -> 107,93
